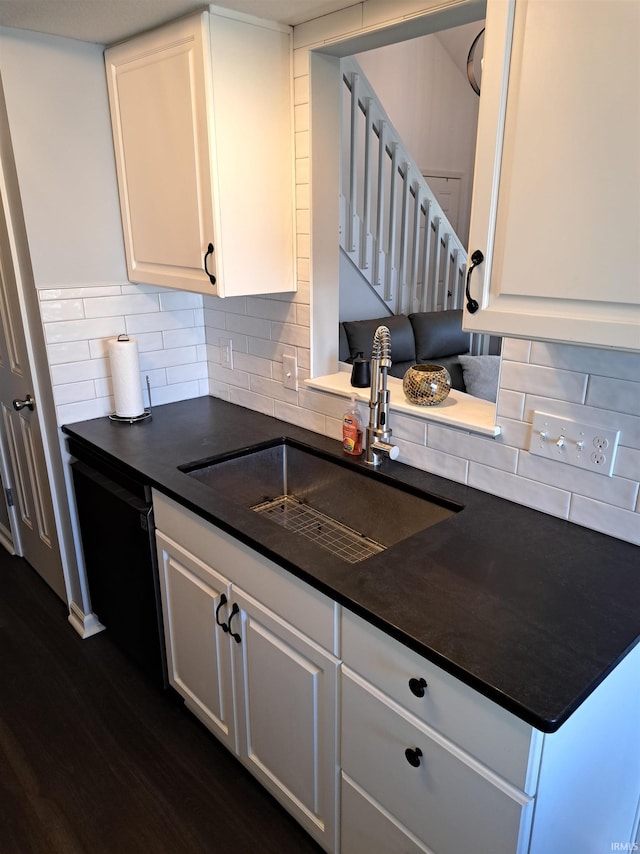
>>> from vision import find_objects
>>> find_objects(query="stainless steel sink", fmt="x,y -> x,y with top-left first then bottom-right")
179,438 -> 461,563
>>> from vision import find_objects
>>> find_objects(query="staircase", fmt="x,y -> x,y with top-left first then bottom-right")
340,57 -> 469,319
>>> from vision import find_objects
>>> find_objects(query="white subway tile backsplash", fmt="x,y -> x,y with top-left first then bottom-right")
53,380 -> 97,406
495,416 -> 531,450
586,375 -> 640,417
39,286 -> 121,300
158,291 -> 203,312
246,296 -> 297,323
139,346 -> 199,370
125,309 -> 197,334
298,387 -> 350,420
296,304 -> 310,327
531,340 -> 640,381
204,295 -> 246,315
500,361 -> 588,403
225,312 -> 271,339
468,463 -> 571,518
124,332 -> 164,353
208,378 -> 230,400
50,358 -> 109,385
162,327 -> 206,348
228,387 -> 275,417
167,362 -> 208,384
149,381 -> 202,407
270,321 -> 309,347
517,451 -> 639,510
393,414 -> 426,445
209,363 -> 250,389
274,401 -> 325,433
46,317 -> 124,344
496,388 -> 525,421
46,340 -> 91,365
569,496 -> 640,546
232,352 -> 273,378
614,446 -> 640,482
395,440 -> 469,483
428,424 -> 518,473
249,375 -> 299,405
84,293 -> 160,318
501,338 -> 531,362
39,299 -> 85,323
57,396 -> 113,425
248,338 -> 294,362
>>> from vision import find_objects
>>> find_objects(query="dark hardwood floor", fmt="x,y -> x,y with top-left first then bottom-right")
0,550 -> 324,854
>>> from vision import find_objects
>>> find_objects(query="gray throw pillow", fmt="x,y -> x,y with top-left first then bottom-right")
458,355 -> 501,402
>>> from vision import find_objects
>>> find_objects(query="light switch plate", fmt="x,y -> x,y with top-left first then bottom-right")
220,337 -> 233,369
283,354 -> 298,391
529,411 -> 620,476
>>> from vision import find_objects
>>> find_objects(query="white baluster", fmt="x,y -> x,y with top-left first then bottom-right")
385,142 -> 399,303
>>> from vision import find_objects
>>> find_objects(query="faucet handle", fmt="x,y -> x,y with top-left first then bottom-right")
370,440 -> 399,461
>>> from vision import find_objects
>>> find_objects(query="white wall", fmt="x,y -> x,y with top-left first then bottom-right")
0,27 -> 209,421
355,29 -> 479,245
1,7 -> 638,549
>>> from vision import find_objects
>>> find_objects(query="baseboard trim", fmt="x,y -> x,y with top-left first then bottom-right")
68,601 -> 105,639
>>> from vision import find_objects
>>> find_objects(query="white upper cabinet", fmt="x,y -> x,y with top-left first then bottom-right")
105,8 -> 295,297
465,0 -> 640,351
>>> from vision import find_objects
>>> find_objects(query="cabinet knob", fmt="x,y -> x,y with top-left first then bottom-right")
404,747 -> 423,768
408,677 -> 428,697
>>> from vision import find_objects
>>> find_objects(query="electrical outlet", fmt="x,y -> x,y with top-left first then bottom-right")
220,338 -> 233,369
282,354 -> 298,391
529,411 -> 620,476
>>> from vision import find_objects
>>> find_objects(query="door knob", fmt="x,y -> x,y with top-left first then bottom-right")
13,394 -> 34,411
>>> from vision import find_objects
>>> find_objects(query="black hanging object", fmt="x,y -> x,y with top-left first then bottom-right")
204,242 -> 216,285
465,249 -> 484,314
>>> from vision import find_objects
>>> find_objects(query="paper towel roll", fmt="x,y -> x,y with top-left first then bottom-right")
108,335 -> 144,418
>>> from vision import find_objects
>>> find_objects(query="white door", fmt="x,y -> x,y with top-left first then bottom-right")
231,585 -> 339,851
0,187 -> 65,598
156,532 -> 236,751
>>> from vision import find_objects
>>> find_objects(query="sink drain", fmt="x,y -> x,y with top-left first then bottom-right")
251,495 -> 385,564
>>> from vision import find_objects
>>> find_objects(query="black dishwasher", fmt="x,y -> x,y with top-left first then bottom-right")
69,440 -> 168,688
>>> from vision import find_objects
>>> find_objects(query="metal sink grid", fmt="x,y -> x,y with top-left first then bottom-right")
251,495 -> 385,564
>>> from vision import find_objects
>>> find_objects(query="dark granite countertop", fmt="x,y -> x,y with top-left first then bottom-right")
62,397 -> 640,733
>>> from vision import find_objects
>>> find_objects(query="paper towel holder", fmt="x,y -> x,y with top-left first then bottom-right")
109,364 -> 153,424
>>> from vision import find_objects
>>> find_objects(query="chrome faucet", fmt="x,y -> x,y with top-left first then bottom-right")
365,326 -> 399,466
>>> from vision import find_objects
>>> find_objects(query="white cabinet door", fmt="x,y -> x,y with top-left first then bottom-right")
465,0 -> 640,351
231,584 -> 339,853
156,532 -> 235,751
105,10 -> 295,298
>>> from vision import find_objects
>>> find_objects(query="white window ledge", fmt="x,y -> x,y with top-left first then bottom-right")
305,366 -> 501,438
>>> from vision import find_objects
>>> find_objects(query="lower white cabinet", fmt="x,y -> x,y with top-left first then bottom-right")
154,491 -> 640,854
154,493 -> 339,852
341,666 -> 533,854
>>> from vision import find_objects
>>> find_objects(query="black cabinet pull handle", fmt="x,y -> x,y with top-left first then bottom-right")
408,677 -> 428,698
228,602 -> 241,644
204,242 -> 216,285
465,249 -> 484,314
405,747 -> 423,768
215,593 -> 230,632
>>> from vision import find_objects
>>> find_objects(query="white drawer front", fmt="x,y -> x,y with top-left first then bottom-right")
342,668 -> 533,854
342,773 -> 433,854
342,609 -> 538,792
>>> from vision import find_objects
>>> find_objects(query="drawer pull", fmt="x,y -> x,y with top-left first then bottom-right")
404,747 -> 423,768
408,677 -> 428,697
215,593 -> 230,632
228,602 -> 242,644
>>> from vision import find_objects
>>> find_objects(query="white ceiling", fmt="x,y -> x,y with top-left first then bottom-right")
0,0 -> 361,45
